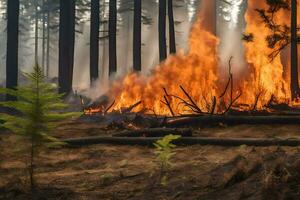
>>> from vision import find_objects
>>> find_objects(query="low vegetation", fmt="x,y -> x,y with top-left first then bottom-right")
0,65 -> 79,194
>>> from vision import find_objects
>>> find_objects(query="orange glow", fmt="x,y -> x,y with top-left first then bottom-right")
85,1 -> 299,116
240,0 -> 290,109
110,14 -> 219,115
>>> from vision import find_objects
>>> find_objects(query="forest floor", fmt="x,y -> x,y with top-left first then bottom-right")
1,122 -> 300,199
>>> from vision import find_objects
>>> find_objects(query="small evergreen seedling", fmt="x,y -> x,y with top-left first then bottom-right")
154,134 -> 181,186
0,65 -> 79,193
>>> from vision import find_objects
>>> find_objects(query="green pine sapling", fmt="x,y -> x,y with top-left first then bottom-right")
153,134 -> 181,186
0,65 -> 80,193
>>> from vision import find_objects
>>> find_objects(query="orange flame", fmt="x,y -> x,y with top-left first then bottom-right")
239,0 -> 291,108
111,13 -> 219,115
85,1 -> 299,116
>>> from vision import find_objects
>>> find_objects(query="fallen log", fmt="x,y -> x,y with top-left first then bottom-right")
62,136 -> 300,147
165,115 -> 300,127
112,128 -> 192,137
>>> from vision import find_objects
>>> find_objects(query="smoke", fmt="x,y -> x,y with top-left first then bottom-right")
78,0 -> 201,98
217,0 -> 247,78
80,78 -> 111,101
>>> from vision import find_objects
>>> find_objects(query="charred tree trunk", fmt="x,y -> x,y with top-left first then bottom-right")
291,0 -> 300,100
109,0 -> 117,76
6,0 -> 19,100
63,136 -> 300,147
58,0 -> 75,94
168,0 -> 176,54
90,0 -> 100,83
133,0 -> 142,71
159,0 -> 167,62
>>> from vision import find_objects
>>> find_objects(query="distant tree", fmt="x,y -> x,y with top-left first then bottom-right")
6,0 -> 19,100
168,0 -> 176,54
58,0 -> 75,94
90,0 -> 100,83
249,0 -> 300,100
159,0 -> 167,62
109,0 -> 117,76
133,0 -> 142,71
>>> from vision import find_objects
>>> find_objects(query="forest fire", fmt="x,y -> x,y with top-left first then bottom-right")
84,0 -> 299,116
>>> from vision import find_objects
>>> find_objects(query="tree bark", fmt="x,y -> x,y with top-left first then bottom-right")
34,0 -> 39,64
42,0 -> 46,72
168,0 -> 176,54
58,0 -> 75,94
109,0 -> 117,76
133,0 -> 142,71
6,0 -> 19,100
63,136 -> 300,147
291,0 -> 300,100
46,8 -> 50,77
90,0 -> 100,83
159,0 -> 167,62
112,128 -> 192,137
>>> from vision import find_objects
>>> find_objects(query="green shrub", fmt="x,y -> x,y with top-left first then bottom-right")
154,134 -> 181,186
0,65 -> 80,192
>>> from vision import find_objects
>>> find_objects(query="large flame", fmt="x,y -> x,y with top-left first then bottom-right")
87,0 -> 299,116
240,0 -> 291,108
111,7 -> 219,115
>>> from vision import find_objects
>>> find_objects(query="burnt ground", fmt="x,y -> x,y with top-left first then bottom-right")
1,122 -> 300,200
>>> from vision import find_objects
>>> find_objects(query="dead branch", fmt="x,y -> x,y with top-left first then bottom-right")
211,96 -> 217,114
166,115 -> 300,127
179,85 -> 202,113
122,101 -> 142,113
163,95 -> 175,116
229,57 -> 233,103
112,128 -> 192,137
223,92 -> 243,114
170,94 -> 201,114
104,100 -> 115,114
63,136 -> 300,147
251,92 -> 262,111
219,57 -> 233,101
219,78 -> 231,99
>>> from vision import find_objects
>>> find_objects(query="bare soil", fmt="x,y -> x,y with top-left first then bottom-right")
1,122 -> 300,200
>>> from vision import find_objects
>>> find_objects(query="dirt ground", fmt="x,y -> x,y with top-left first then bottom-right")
1,123 -> 300,200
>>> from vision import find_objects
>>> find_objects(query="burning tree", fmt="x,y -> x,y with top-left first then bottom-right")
245,0 -> 300,100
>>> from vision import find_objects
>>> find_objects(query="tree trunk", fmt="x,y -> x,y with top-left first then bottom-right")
291,0 -> 300,100
109,0 -> 117,76
46,9 -> 50,77
42,0 -> 46,73
58,0 -> 75,94
200,0 -> 216,35
34,0 -> 39,64
133,0 -> 142,71
159,0 -> 167,62
90,0 -> 100,83
168,0 -> 176,54
6,0 -> 19,100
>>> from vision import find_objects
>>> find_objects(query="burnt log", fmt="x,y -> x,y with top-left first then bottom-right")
112,128 -> 192,137
63,136 -> 300,147
166,115 -> 300,127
